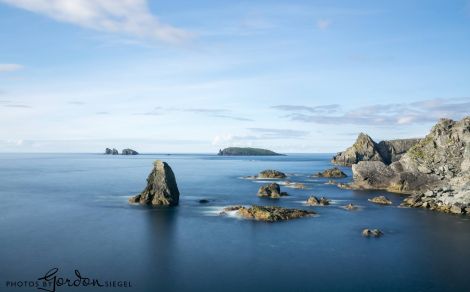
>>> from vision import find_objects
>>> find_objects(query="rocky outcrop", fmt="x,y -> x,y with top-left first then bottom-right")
368,196 -> 392,205
221,205 -> 315,222
344,203 -> 358,210
362,229 -> 383,237
128,160 -> 180,206
314,167 -> 347,178
122,148 -> 138,155
257,183 -> 288,198
257,170 -> 286,179
350,116 -> 470,214
306,196 -> 330,206
218,147 -> 283,156
105,148 -> 119,155
332,133 -> 420,166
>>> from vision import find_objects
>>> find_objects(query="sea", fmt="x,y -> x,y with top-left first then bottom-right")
1,153 -> 469,292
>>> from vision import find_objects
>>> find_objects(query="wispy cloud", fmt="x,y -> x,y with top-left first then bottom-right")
273,98 -> 470,125
316,19 -> 332,30
0,63 -> 23,73
212,128 -> 309,146
3,104 -> 32,108
68,101 -> 86,105
0,0 -> 192,43
96,111 -> 109,115
271,104 -> 340,114
135,107 -> 252,121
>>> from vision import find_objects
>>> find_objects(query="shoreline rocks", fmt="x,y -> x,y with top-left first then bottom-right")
257,183 -> 288,198
349,116 -> 469,214
314,167 -> 347,178
128,160 -> 180,206
221,205 -> 315,222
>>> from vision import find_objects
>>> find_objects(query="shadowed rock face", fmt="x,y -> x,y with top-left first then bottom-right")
128,160 -> 180,206
332,133 -> 420,166
222,205 -> 315,222
350,116 -> 470,214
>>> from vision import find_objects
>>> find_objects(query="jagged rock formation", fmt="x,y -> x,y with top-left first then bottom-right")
257,169 -> 286,179
122,148 -> 139,155
128,160 -> 180,206
257,183 -> 288,198
218,147 -> 283,156
332,133 -> 420,166
314,167 -> 347,178
350,116 -> 470,214
221,205 -> 315,222
112,148 -> 119,155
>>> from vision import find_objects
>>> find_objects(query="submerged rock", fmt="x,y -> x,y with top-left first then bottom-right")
122,148 -> 138,155
284,181 -> 307,189
198,199 -> 210,204
368,196 -> 392,205
222,205 -> 315,222
344,203 -> 358,210
315,167 -> 347,178
128,160 -> 180,206
257,183 -> 288,198
362,229 -> 383,237
257,169 -> 286,179
306,196 -> 330,206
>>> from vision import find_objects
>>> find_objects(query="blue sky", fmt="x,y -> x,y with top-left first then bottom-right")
0,0 -> 469,153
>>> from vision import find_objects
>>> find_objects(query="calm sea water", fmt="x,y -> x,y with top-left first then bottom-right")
1,153 -> 469,292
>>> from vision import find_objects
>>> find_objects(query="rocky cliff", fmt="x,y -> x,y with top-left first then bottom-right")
350,116 -> 470,214
331,134 -> 420,166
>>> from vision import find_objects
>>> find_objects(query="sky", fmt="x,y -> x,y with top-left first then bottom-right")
0,0 -> 469,153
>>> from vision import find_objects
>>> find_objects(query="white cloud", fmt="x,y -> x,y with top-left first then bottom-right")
0,63 -> 23,73
0,0 -> 192,43
316,19 -> 331,30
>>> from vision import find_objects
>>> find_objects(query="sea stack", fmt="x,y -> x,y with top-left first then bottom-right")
122,148 -> 138,155
128,160 -> 180,206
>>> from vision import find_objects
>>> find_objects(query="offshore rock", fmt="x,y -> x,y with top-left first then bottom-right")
368,196 -> 392,205
306,196 -> 330,206
128,160 -> 180,206
257,170 -> 286,179
257,183 -> 288,198
315,167 -> 347,178
122,148 -> 139,155
218,147 -> 283,156
222,205 -> 315,222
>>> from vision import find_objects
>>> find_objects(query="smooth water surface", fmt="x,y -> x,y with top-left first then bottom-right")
1,154 -> 469,292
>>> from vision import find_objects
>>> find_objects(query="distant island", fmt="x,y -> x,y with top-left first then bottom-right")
218,147 -> 284,156
104,148 -> 139,155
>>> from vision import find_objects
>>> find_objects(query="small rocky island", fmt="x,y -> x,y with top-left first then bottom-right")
257,169 -> 286,179
105,148 -> 139,155
314,167 -> 347,178
257,183 -> 288,198
128,160 -> 180,206
218,147 -> 283,156
221,205 -> 315,222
